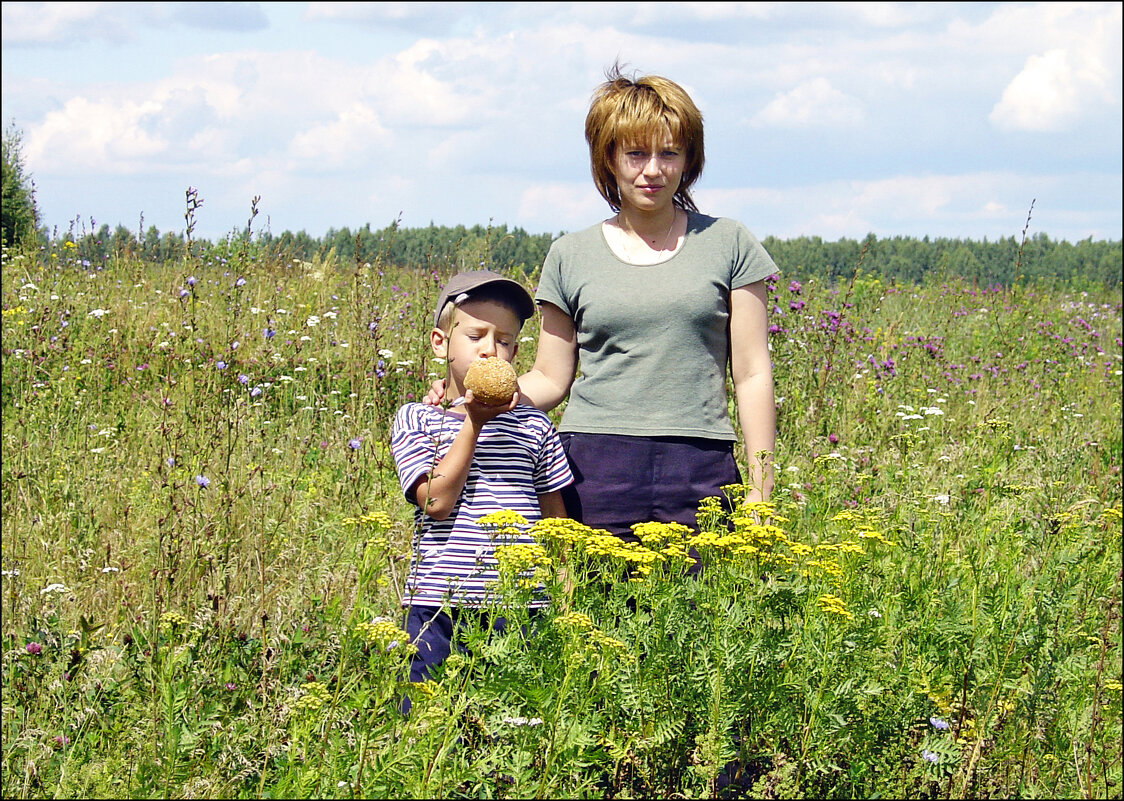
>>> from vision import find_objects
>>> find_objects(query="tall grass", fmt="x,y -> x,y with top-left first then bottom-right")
1,224 -> 1120,799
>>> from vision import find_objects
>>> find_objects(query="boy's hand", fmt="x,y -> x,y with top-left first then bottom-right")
463,390 -> 519,424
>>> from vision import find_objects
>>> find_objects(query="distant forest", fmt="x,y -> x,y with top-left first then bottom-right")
60,220 -> 1121,289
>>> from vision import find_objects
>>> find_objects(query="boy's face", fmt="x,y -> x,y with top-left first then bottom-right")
431,299 -> 520,397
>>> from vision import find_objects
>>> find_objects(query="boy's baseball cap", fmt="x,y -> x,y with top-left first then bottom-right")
433,270 -> 536,328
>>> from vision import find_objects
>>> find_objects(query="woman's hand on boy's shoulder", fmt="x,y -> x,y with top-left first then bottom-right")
423,379 -> 446,406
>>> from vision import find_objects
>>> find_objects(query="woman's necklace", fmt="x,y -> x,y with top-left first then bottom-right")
618,209 -> 678,264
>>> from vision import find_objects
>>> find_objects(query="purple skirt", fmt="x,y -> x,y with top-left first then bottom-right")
559,432 -> 741,540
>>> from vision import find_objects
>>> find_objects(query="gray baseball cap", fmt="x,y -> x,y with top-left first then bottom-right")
432,270 -> 536,328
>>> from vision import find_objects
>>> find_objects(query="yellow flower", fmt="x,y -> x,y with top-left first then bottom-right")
355,618 -> 411,653
493,542 -> 552,575
477,510 -> 529,530
817,594 -> 854,620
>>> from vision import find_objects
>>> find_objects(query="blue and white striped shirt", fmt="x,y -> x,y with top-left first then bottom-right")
391,402 -> 573,607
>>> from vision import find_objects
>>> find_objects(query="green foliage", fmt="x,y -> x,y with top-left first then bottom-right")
1,229 -> 1121,798
1,121 -> 39,249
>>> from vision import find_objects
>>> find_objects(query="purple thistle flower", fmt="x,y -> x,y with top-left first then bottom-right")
26,642 -> 42,655
195,475 -> 210,489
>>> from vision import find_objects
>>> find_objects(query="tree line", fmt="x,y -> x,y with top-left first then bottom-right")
3,123 -> 1120,289
40,219 -> 1122,290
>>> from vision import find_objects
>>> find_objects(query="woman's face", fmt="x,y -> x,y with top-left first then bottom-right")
610,130 -> 686,214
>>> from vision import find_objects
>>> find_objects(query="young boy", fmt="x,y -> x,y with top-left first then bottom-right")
390,270 -> 573,696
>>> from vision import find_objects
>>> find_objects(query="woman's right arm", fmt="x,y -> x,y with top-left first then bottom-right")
517,302 -> 578,412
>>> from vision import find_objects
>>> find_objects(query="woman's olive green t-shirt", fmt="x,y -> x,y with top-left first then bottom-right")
535,212 -> 778,441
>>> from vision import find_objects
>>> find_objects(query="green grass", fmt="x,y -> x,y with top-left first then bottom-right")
1,237 -> 1120,799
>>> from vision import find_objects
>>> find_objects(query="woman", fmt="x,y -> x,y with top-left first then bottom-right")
434,64 -> 777,547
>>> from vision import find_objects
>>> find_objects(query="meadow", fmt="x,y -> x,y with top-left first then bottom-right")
1,228 -> 1120,799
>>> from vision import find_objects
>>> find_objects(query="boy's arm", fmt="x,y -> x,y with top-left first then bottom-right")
537,489 -> 567,519
413,393 -> 516,520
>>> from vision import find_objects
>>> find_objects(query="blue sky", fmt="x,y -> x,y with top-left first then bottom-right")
2,1 -> 1120,244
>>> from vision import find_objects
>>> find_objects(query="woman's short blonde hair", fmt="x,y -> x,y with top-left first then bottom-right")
585,63 -> 705,213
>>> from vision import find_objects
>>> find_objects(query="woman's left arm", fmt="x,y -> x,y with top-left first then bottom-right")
729,280 -> 776,502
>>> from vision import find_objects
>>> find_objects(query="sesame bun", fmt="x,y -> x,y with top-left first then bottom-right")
464,357 -> 518,405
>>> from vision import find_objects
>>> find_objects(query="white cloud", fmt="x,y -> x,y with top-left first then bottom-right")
289,103 -> 389,167
27,96 -> 168,173
991,46 -> 1114,132
517,182 -> 606,232
752,77 -> 864,128
699,173 -> 1073,240
1,1 -> 118,44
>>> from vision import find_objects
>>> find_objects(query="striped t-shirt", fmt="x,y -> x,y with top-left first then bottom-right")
390,402 -> 574,608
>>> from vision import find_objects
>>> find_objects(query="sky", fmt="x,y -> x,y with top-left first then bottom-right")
2,1 -> 1121,245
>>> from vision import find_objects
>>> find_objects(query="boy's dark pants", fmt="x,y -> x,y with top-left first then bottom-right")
400,604 -> 528,715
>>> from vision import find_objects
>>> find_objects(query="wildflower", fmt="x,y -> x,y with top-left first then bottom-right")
224,682 -> 237,692
494,542 -> 552,576
215,361 -> 226,370
477,510 -> 529,530
502,716 -> 544,727
41,583 -> 69,595
355,618 -> 411,653
88,309 -> 109,318
238,374 -> 250,385
186,276 -> 198,286
26,642 -> 42,655
235,277 -> 246,287
263,327 -> 275,339
930,716 -> 950,730
348,438 -> 361,450
195,475 -> 210,488
817,593 -> 854,620
922,749 -> 939,763
293,681 -> 330,713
